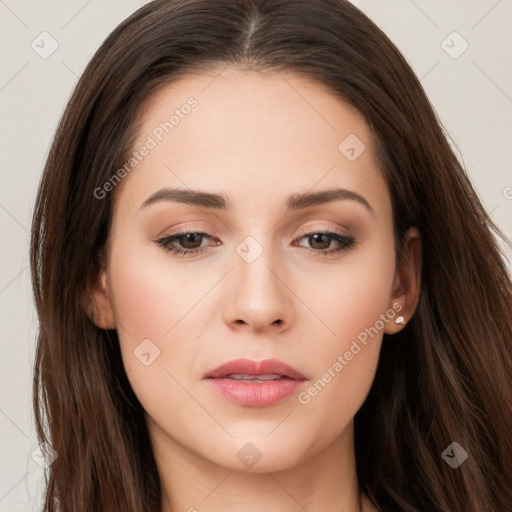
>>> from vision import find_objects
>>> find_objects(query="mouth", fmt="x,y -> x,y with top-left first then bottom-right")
203,358 -> 307,407
219,373 -> 290,383
204,358 -> 307,380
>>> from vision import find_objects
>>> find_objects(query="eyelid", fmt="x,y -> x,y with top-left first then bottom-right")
155,222 -> 356,257
158,223 -> 218,239
293,225 -> 351,239
159,224 -> 351,241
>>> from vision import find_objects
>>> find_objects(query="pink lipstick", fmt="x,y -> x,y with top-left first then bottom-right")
204,358 -> 307,407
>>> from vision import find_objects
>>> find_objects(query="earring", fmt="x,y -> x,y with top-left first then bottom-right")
394,315 -> 406,325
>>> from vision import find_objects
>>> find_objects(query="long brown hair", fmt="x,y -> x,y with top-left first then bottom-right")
30,0 -> 512,510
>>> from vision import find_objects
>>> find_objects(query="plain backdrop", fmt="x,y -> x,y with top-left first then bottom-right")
1,0 -> 511,509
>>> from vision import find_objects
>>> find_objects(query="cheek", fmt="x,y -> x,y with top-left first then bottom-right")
111,266 -> 171,347
107,243 -> 200,397
294,238 -> 395,429
302,231 -> 395,355
109,239 -> 205,343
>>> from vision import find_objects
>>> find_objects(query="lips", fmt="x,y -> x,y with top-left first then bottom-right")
203,358 -> 307,407
204,358 -> 307,380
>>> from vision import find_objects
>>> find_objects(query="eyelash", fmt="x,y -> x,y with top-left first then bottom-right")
156,227 -> 356,258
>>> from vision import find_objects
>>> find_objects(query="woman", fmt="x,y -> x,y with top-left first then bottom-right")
30,0 -> 512,511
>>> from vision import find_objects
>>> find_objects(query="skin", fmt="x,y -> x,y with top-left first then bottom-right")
90,66 -> 421,512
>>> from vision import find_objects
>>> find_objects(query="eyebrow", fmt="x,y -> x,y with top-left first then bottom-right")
141,187 -> 374,216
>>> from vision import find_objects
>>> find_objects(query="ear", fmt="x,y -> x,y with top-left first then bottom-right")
85,270 -> 116,330
384,227 -> 422,335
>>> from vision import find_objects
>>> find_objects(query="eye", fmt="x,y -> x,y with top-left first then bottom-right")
292,228 -> 356,256
155,227 -> 356,258
156,231 -> 218,257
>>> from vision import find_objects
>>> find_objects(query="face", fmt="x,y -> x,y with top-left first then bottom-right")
91,66 -> 419,474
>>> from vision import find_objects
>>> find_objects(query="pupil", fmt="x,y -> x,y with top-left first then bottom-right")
176,233 -> 333,251
180,233 -> 201,249
310,233 -> 329,249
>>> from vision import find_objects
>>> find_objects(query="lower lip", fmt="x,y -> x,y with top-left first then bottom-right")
206,377 -> 306,407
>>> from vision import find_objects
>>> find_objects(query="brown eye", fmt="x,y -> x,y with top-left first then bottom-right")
293,229 -> 356,256
307,233 -> 332,250
156,231 -> 215,257
175,233 -> 204,249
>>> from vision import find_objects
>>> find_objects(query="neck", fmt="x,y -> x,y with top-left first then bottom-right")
148,416 -> 365,512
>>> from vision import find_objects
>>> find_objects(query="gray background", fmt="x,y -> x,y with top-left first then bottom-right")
1,0 -> 511,509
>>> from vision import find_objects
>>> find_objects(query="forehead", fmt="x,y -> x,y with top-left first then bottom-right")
115,66 -> 389,216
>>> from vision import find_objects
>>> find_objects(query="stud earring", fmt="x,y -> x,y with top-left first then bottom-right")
394,315 -> 406,325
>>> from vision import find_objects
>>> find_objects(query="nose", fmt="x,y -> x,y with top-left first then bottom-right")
222,239 -> 294,334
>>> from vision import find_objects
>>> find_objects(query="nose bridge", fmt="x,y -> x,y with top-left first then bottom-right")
236,234 -> 279,291
223,232 -> 294,331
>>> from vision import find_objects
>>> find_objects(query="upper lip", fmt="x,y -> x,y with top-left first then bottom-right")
204,358 -> 307,380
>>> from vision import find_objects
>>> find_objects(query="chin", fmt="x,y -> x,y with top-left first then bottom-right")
205,433 -> 314,474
